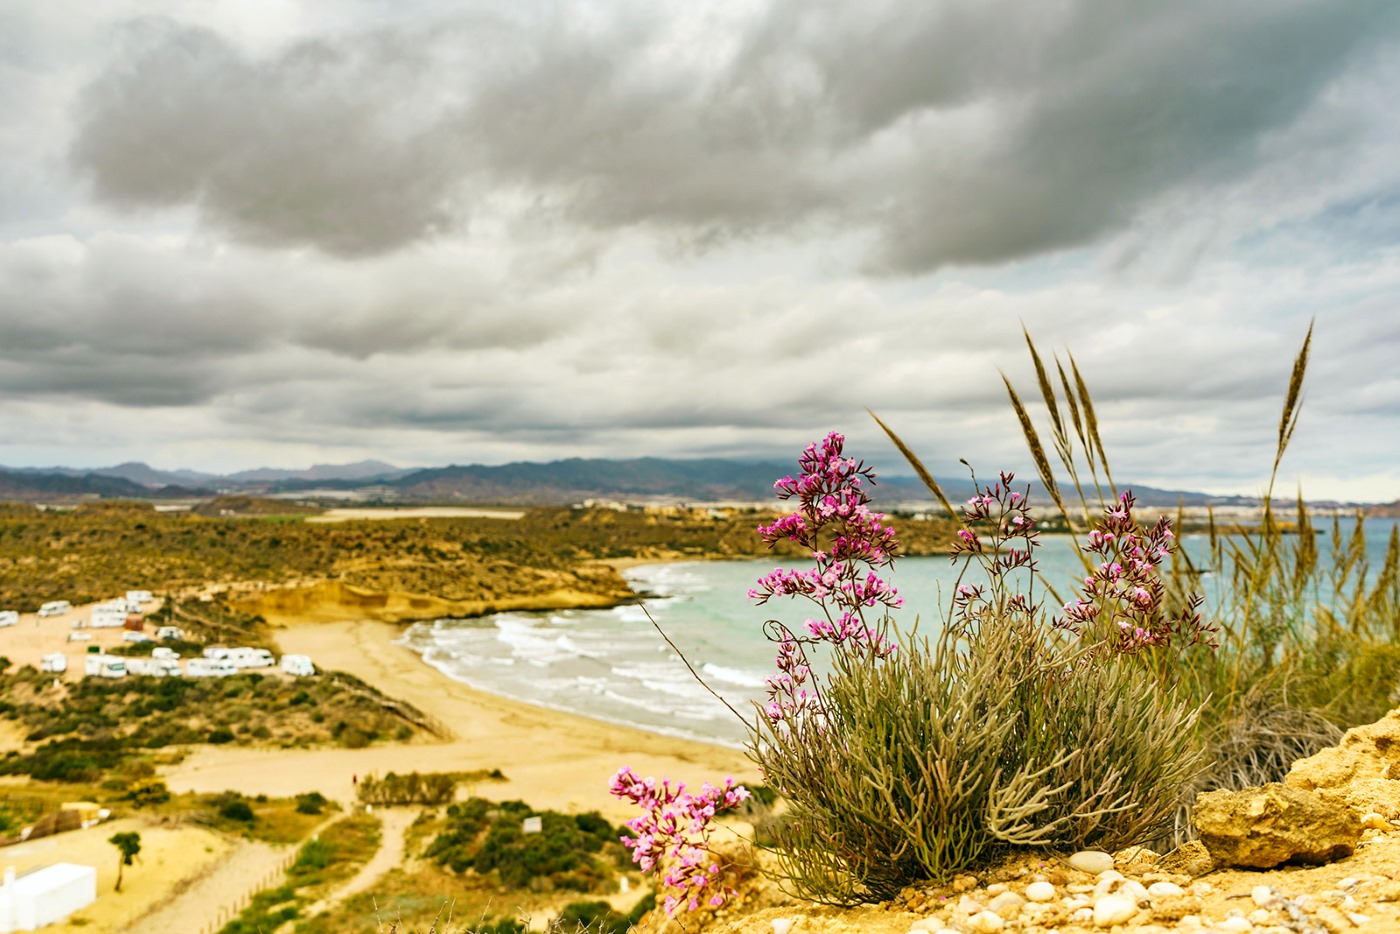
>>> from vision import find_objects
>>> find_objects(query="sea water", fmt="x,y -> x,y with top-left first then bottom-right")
397,519 -> 1400,747
399,539 -> 1095,746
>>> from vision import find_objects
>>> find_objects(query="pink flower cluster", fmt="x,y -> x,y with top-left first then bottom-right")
749,432 -> 902,723
609,766 -> 750,915
1055,491 -> 1218,654
949,472 -> 1042,618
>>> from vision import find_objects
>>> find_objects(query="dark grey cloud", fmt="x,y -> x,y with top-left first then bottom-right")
68,2 -> 1400,270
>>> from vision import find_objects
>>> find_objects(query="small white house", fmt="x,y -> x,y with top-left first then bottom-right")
280,654 -> 315,677
125,590 -> 154,605
38,654 -> 66,674
0,611 -> 17,628
37,601 -> 70,618
0,863 -> 97,932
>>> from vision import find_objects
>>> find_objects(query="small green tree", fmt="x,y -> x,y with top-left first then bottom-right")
109,831 -> 141,892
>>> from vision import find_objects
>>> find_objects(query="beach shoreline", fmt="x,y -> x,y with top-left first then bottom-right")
160,613 -> 757,823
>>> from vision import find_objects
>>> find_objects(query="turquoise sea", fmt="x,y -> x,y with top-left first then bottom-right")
398,519 -> 1400,747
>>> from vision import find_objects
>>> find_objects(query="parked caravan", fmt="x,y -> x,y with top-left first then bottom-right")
155,625 -> 184,641
89,604 -> 128,628
151,647 -> 179,660
83,655 -> 126,679
125,590 -> 154,605
0,610 -> 17,627
126,656 -> 180,677
280,654 -> 315,677
38,600 -> 71,617
39,653 -> 67,674
202,646 -> 232,660
227,647 -> 275,669
186,657 -> 237,678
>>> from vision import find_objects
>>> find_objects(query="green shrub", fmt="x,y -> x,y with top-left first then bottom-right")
295,791 -> 328,815
219,799 -> 255,823
555,900 -> 631,934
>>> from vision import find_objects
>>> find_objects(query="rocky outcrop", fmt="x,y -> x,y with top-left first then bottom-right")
236,579 -> 631,625
1286,707 -> 1400,819
1194,782 -> 1361,869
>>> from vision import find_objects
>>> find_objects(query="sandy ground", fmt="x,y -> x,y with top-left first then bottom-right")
298,808 -> 411,921
0,598 -> 163,678
305,507 -> 526,523
113,834 -> 291,934
0,815 -> 239,934
161,617 -> 756,822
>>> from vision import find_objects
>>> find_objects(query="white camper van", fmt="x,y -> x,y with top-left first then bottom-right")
126,656 -> 181,677
186,657 -> 237,678
40,652 -> 67,673
90,603 -> 129,628
0,610 -> 18,627
280,654 -> 315,677
84,654 -> 126,679
126,590 -> 155,605
38,600 -> 72,617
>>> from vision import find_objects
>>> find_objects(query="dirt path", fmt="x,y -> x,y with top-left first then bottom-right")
114,836 -> 292,934
299,808 -> 415,921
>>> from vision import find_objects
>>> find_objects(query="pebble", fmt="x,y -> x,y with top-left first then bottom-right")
952,874 -> 979,893
1337,877 -> 1359,890
988,891 -> 1024,917
967,910 -> 1004,933
1361,812 -> 1389,830
985,883 -> 1008,896
1251,885 -> 1278,908
1024,881 -> 1056,902
771,920 -> 794,934
1093,894 -> 1136,927
908,919 -> 945,933
1190,882 -> 1215,896
1069,850 -> 1116,875
1348,912 -> 1372,926
1247,909 -> 1271,924
1068,884 -> 1095,894
1216,917 -> 1253,932
1148,882 -> 1185,898
1070,907 -> 1093,924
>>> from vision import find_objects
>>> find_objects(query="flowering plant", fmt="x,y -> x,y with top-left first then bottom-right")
614,431 -> 1211,909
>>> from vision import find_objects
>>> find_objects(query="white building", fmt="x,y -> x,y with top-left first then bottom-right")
0,612 -> 17,628
0,864 -> 97,932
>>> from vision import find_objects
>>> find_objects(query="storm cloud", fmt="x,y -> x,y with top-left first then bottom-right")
0,1 -> 1397,500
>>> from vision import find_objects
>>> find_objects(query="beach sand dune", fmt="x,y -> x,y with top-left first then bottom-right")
162,618 -> 756,821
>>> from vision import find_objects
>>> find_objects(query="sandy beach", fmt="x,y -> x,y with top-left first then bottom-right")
160,616 -> 757,822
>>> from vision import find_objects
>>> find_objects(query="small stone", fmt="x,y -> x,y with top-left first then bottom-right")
1251,886 -> 1279,908
985,883 -> 1008,896
956,895 -> 984,915
1121,880 -> 1151,905
1248,909 -> 1272,924
1024,881 -> 1056,903
1362,812 -> 1390,830
1070,907 -> 1093,924
1069,850 -> 1116,875
1337,877 -> 1359,890
772,920 -> 795,934
1093,894 -> 1136,927
1157,840 -> 1215,877
908,919 -> 945,933
967,910 -> 1003,933
952,874 -> 979,893
1179,915 -> 1203,929
1347,912 -> 1371,926
1151,895 -> 1202,922
1216,918 -> 1253,932
1068,884 -> 1095,894
1313,905 -> 1355,932
1097,870 -> 1126,885
1148,882 -> 1185,898
1190,882 -> 1215,896
988,891 -> 1024,918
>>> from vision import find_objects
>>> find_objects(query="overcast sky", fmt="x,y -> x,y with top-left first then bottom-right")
2,1 -> 1399,501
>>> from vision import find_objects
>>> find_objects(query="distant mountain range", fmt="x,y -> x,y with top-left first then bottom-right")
0,457 -> 1338,510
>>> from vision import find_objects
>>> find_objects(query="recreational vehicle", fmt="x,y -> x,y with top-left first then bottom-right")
280,654 -> 315,677
125,590 -> 154,605
39,653 -> 67,674
155,625 -> 184,641
186,657 -> 237,678
89,603 -> 128,628
38,600 -> 71,617
126,656 -> 181,677
0,610 -> 17,627
83,655 -> 126,679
